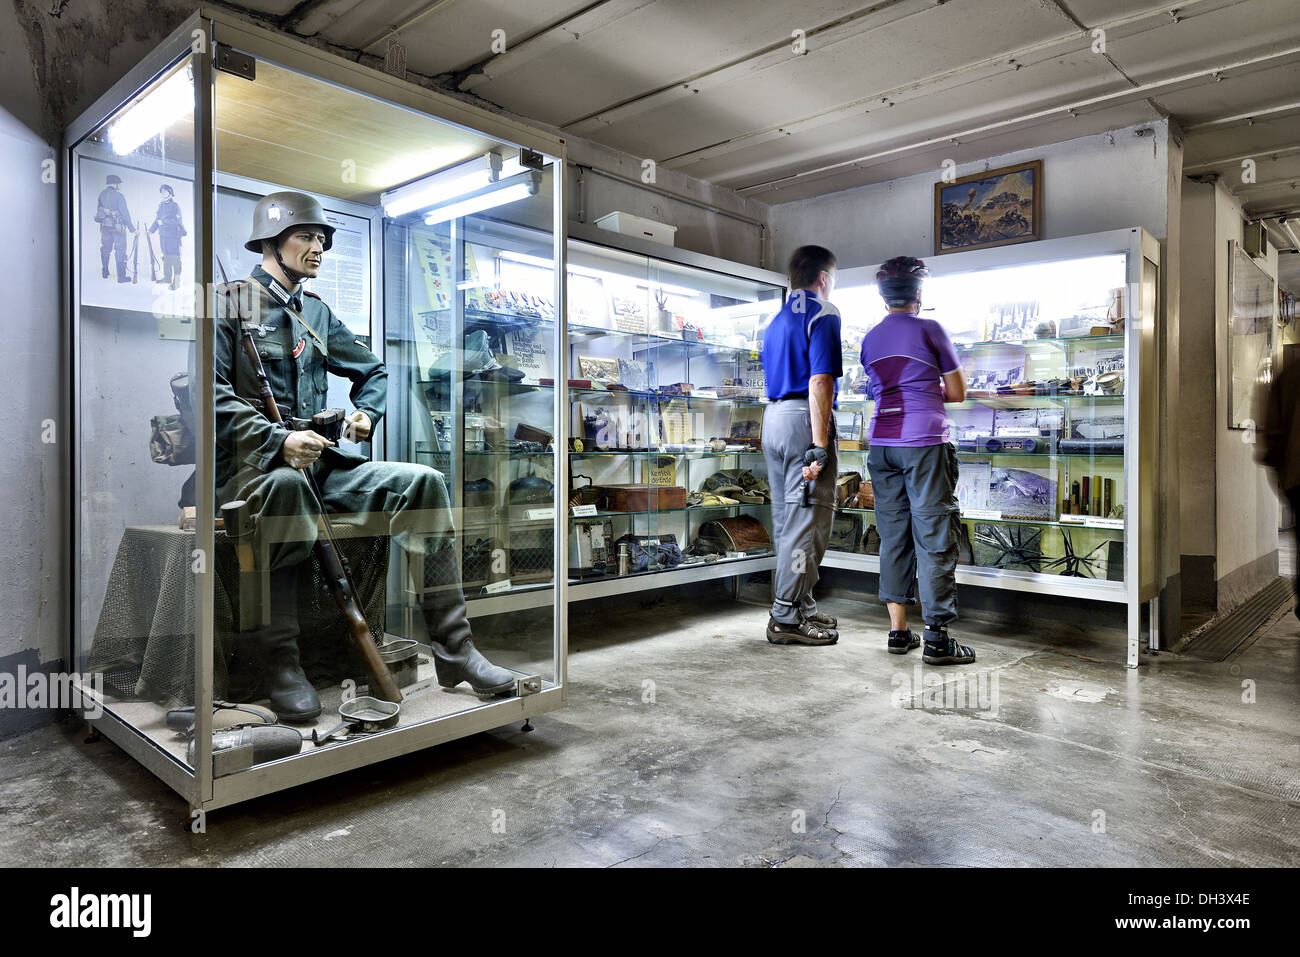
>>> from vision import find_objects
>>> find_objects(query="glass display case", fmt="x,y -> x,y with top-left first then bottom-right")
385,221 -> 787,613
66,11 -> 567,811
826,228 -> 1160,667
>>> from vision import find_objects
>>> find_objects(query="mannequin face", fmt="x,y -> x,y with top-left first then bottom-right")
270,228 -> 326,281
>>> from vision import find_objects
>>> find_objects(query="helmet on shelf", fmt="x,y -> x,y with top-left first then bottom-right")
508,475 -> 554,506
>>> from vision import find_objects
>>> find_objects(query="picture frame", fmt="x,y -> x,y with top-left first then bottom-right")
578,355 -> 622,386
934,160 -> 1042,256
1227,240 -> 1275,430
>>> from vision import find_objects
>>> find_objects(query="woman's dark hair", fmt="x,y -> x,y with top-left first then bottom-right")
788,245 -> 837,290
877,255 -> 929,307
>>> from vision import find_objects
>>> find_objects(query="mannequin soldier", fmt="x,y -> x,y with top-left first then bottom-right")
94,173 -> 134,283
215,191 -> 517,721
149,183 -> 186,289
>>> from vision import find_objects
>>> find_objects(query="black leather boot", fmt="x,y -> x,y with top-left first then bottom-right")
254,567 -> 322,722
419,548 -> 517,697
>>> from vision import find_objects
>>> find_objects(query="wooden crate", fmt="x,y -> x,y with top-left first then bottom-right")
600,484 -> 688,512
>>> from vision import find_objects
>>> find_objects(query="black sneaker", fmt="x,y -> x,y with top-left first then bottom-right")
887,629 -> 920,654
922,627 -> 976,665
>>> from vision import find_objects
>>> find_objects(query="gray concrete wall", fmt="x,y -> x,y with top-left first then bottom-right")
0,0 -> 70,731
1211,185 -> 1279,610
768,120 -> 1173,270
1159,127 -> 1184,637
1178,179 -> 1282,614
1179,181 -> 1218,610
564,137 -> 770,269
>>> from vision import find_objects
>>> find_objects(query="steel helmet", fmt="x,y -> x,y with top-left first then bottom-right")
463,478 -> 497,508
244,191 -> 335,253
877,255 -> 929,306
508,475 -> 554,506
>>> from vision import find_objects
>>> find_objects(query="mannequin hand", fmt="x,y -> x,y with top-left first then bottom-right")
281,430 -> 334,469
343,410 -> 372,443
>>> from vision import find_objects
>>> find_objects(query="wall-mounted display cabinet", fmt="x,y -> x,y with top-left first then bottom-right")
383,221 -> 788,618
67,9 -> 568,811
827,227 -> 1161,667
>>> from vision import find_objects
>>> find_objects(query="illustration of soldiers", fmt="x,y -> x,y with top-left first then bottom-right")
94,173 -> 134,283
149,183 -> 186,289
214,191 -> 519,720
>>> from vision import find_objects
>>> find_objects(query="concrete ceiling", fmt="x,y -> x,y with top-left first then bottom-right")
237,0 -> 1300,287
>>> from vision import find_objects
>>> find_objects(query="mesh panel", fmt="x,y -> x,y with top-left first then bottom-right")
509,527 -> 553,584
86,526 -> 388,707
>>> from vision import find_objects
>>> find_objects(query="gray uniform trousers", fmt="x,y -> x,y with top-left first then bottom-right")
218,449 -> 473,649
866,442 -> 960,627
763,398 -> 838,625
219,449 -> 456,570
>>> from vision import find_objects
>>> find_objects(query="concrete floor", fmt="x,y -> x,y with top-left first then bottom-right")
2,590 -> 1298,867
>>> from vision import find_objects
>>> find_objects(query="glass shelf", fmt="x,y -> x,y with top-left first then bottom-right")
570,503 -> 772,517
567,384 -> 766,405
570,449 -> 765,458
566,550 -> 775,585
838,392 -> 1125,407
464,308 -> 760,354
954,333 -> 1124,350
838,506 -> 1124,532
836,447 -> 1124,460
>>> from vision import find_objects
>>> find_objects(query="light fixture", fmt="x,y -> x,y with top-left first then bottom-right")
383,153 -> 502,218
644,280 -> 702,298
498,250 -> 556,269
107,65 -> 193,155
383,150 -> 552,218
423,178 -> 537,226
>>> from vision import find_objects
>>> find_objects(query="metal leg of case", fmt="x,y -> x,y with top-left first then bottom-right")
1148,595 -> 1160,654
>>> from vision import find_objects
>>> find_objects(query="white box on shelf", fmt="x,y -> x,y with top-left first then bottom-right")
595,211 -> 678,246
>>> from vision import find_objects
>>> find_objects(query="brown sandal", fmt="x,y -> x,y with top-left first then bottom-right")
803,610 -> 837,629
767,617 -> 838,646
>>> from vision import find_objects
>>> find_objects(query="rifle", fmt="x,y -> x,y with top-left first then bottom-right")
144,227 -> 160,283
217,258 -> 402,704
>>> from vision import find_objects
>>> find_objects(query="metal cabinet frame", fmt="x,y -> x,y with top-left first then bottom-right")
65,8 -> 569,811
825,227 -> 1161,668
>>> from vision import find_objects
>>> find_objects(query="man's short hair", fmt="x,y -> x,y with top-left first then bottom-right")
787,245 -> 837,290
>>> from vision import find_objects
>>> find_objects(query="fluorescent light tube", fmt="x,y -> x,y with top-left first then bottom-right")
424,181 -> 534,226
383,153 -> 505,218
108,66 -> 193,155
498,250 -> 555,269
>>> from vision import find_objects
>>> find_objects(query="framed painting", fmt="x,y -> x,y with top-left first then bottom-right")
934,160 -> 1042,255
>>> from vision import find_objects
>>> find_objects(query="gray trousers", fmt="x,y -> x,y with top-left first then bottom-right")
219,452 -> 474,650
763,399 -> 837,625
867,442 -> 960,627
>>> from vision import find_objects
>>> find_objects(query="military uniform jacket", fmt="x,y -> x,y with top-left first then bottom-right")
95,187 -> 134,231
150,199 -> 187,254
214,265 -> 386,491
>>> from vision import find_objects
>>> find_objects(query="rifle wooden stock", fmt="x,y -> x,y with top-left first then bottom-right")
238,324 -> 402,703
